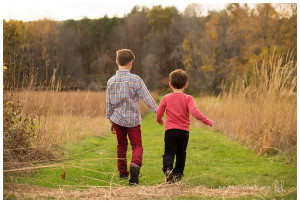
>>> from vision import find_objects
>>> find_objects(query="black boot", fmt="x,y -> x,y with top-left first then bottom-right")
129,164 -> 140,185
119,174 -> 128,180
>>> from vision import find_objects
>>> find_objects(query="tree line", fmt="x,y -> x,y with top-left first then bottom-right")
3,3 -> 297,94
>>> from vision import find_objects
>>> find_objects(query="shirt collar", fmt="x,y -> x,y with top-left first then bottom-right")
116,70 -> 130,74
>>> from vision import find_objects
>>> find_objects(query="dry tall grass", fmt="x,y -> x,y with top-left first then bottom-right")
12,90 -> 157,149
4,89 -> 157,171
14,91 -> 156,117
14,91 -> 107,116
194,53 -> 296,158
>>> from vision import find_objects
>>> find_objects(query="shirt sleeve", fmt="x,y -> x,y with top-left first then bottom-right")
106,84 -> 113,119
156,96 -> 166,123
188,96 -> 212,126
138,79 -> 158,112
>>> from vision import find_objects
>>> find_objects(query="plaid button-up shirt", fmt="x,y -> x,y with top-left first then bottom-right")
106,70 -> 158,127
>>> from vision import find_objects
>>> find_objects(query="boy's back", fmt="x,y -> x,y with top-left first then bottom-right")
106,49 -> 157,185
157,93 -> 212,132
106,70 -> 157,127
155,69 -> 213,183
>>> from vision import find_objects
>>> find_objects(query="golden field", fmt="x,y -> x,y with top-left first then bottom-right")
194,54 -> 296,160
4,54 -> 296,165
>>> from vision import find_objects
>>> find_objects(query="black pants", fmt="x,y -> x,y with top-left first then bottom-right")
162,129 -> 189,175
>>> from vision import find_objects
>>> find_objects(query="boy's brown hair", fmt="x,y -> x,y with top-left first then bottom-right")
116,49 -> 135,66
169,69 -> 188,89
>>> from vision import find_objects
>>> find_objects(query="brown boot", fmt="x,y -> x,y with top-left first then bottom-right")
165,169 -> 174,183
173,173 -> 183,182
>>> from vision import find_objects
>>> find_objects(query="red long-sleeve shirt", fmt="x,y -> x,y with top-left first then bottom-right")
156,93 -> 213,132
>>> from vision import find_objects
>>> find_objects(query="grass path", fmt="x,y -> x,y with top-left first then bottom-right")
4,113 -> 297,199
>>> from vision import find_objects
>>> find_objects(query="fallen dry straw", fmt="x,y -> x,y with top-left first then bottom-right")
4,182 -> 272,200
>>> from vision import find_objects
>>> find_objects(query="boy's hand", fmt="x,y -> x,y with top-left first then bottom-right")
209,120 -> 215,127
158,119 -> 164,126
110,121 -> 116,134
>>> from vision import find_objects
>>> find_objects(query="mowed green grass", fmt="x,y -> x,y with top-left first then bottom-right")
6,113 -> 296,199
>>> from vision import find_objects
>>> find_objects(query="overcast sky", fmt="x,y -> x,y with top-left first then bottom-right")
1,0 -> 262,22
2,0 -> 226,21
1,0 -> 297,22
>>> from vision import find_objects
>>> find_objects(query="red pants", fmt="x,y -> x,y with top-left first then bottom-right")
114,123 -> 143,175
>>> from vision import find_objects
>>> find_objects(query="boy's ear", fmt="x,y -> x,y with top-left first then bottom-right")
185,82 -> 188,88
169,82 -> 172,89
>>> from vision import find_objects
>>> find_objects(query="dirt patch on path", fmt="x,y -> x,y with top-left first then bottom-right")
4,183 -> 270,200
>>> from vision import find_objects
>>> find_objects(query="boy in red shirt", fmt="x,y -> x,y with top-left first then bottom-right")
156,69 -> 213,183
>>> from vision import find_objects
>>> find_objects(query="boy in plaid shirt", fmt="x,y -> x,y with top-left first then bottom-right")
106,49 -> 158,185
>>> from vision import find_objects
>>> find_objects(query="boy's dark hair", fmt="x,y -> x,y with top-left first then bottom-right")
116,49 -> 135,66
169,69 -> 188,89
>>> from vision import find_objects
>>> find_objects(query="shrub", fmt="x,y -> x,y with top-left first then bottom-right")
3,92 -> 56,170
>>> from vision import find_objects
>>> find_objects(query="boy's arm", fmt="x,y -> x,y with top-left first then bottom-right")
138,79 -> 158,112
188,96 -> 213,127
106,83 -> 116,134
110,120 -> 116,134
156,97 -> 166,125
106,84 -> 114,119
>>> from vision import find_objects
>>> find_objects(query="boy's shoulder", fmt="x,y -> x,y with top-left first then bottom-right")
107,75 -> 116,85
129,72 -> 142,81
107,72 -> 142,85
162,93 -> 193,103
162,93 -> 172,99
184,93 -> 193,99
163,93 -> 192,98
184,94 -> 194,102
